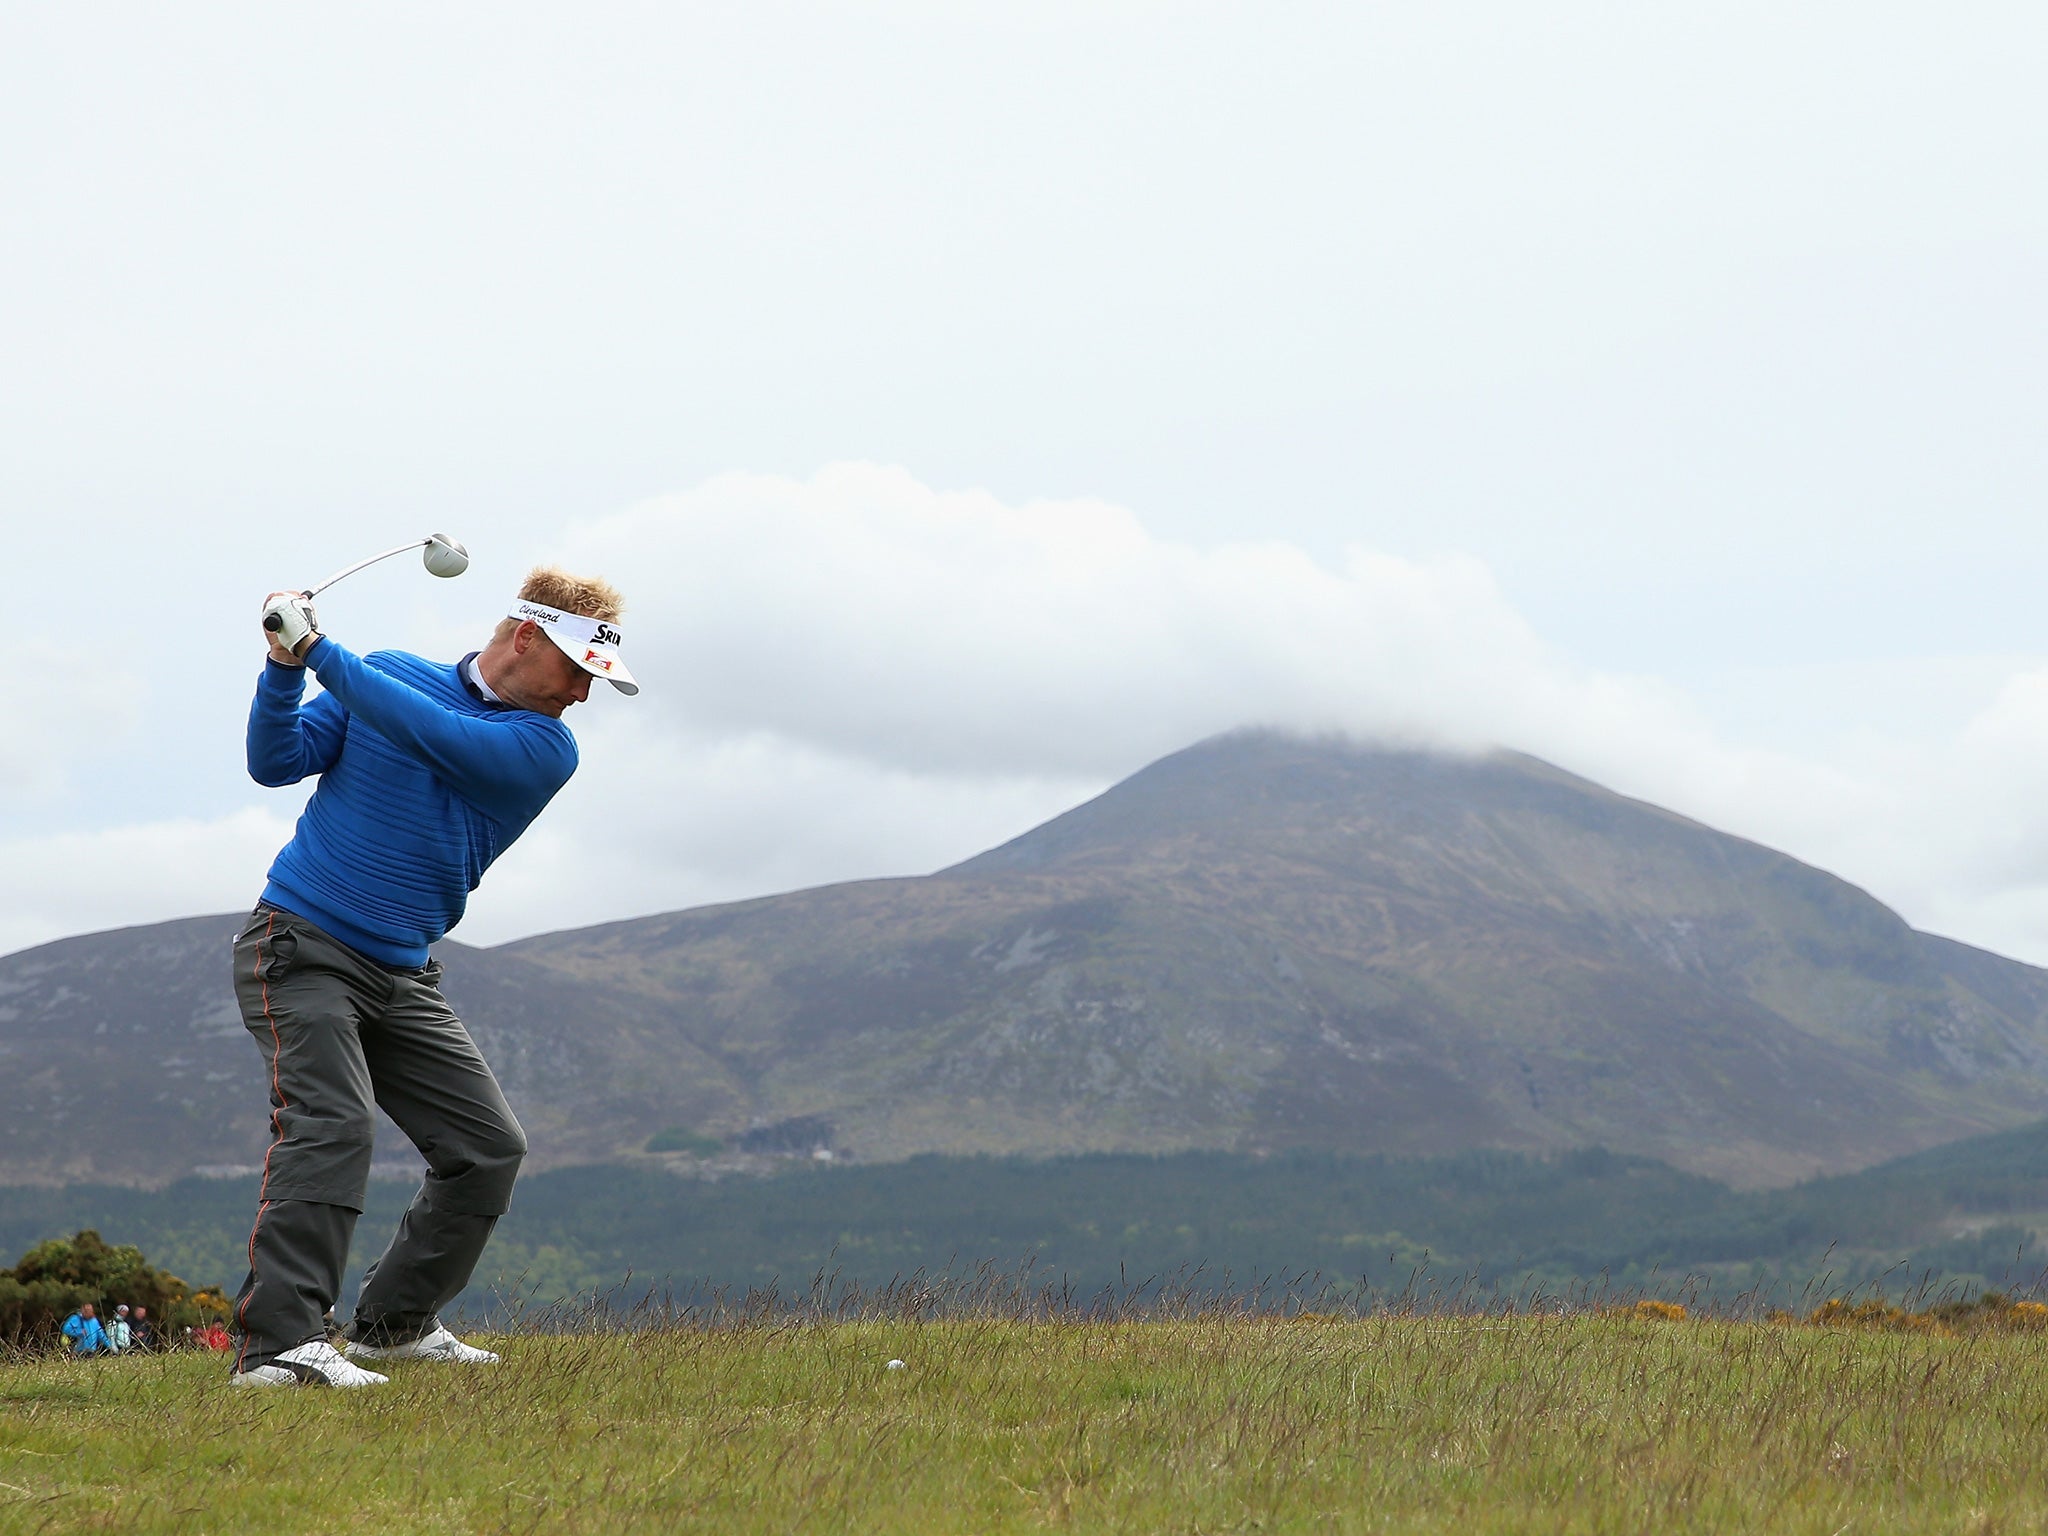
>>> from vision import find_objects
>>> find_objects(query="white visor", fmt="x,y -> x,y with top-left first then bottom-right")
507,600 -> 639,696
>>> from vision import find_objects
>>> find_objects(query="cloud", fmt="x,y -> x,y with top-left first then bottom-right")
0,639 -> 138,799
539,462 -> 1868,826
0,808 -> 298,959
550,463 -> 1657,775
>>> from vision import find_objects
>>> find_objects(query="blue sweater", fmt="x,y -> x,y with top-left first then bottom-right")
247,639 -> 578,968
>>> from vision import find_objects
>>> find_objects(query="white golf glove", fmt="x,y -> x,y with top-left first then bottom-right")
262,593 -> 320,657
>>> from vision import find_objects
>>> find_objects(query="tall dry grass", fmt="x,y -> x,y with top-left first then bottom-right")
3,1275 -> 2046,1534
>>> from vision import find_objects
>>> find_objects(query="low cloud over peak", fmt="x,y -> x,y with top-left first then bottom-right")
552,463 -> 1618,776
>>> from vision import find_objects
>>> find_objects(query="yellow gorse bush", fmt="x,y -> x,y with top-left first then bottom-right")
1620,1299 -> 1688,1322
1805,1293 -> 2048,1334
187,1287 -> 231,1320
1809,1298 -> 1947,1333
1593,1294 -> 2048,1332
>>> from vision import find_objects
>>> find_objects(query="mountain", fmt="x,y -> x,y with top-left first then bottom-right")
7,731 -> 2048,1189
504,733 -> 2048,1186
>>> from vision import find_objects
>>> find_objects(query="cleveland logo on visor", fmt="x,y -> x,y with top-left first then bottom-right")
508,600 -> 640,696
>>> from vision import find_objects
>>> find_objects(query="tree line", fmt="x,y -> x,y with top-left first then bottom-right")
3,1128 -> 2044,1317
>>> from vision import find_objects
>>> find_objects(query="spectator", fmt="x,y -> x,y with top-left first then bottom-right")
198,1321 -> 232,1351
129,1305 -> 155,1351
61,1303 -> 109,1355
107,1305 -> 133,1353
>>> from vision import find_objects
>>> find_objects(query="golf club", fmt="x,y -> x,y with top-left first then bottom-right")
263,533 -> 470,632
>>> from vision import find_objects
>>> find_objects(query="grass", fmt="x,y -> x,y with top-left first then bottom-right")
3,1309 -> 2047,1533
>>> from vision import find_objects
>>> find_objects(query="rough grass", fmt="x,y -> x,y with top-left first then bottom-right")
3,1313 -> 2046,1533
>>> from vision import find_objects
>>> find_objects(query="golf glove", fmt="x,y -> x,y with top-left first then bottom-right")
262,593 -> 320,656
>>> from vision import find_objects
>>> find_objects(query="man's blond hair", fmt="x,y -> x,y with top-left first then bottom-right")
493,566 -> 625,642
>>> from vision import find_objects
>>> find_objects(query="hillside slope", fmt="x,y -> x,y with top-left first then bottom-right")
0,915 -> 748,1184
506,734 -> 2048,1186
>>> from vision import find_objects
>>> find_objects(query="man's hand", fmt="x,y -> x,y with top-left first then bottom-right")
262,591 -> 320,664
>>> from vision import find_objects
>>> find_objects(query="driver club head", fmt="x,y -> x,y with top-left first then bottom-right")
422,533 -> 470,579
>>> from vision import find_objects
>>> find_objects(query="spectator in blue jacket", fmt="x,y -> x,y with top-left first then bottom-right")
61,1304 -> 109,1355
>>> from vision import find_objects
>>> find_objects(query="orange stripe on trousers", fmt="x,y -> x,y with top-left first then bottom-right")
234,912 -> 286,1372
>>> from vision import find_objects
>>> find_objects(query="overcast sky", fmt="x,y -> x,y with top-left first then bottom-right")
5,2 -> 2047,964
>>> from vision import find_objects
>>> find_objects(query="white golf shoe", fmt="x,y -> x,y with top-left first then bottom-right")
345,1324 -> 499,1364
230,1340 -> 388,1388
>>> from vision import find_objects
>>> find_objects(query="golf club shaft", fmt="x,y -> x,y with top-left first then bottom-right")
302,539 -> 431,599
262,539 -> 429,632
262,532 -> 466,632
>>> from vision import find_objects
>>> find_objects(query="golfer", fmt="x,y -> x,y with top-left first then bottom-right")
229,567 -> 637,1387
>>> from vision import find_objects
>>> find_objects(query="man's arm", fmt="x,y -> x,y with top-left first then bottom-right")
246,660 -> 348,787
302,638 -> 577,820
247,591 -> 345,787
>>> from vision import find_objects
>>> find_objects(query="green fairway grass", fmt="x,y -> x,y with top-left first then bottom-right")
1,1315 -> 2041,1534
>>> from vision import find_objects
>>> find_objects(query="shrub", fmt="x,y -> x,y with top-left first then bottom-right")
186,1288 -> 231,1324
1,1230 -> 216,1345
1619,1300 -> 1688,1322
1807,1298 -> 1944,1333
1798,1294 -> 2048,1334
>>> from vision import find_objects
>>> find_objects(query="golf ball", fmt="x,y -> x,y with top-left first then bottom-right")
423,534 -> 470,578
886,1359 -> 905,1370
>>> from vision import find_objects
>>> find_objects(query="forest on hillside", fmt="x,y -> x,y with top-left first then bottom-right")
6,1124 -> 2046,1315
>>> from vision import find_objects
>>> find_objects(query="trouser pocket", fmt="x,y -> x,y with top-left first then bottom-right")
234,912 -> 379,1213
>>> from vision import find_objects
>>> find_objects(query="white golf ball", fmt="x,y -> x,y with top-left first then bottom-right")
423,534 -> 470,578
886,1359 -> 905,1371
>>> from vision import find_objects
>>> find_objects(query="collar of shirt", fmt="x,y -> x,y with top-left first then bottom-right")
460,652 -> 505,705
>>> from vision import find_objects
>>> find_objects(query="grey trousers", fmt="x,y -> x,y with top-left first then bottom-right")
230,905 -> 526,1372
